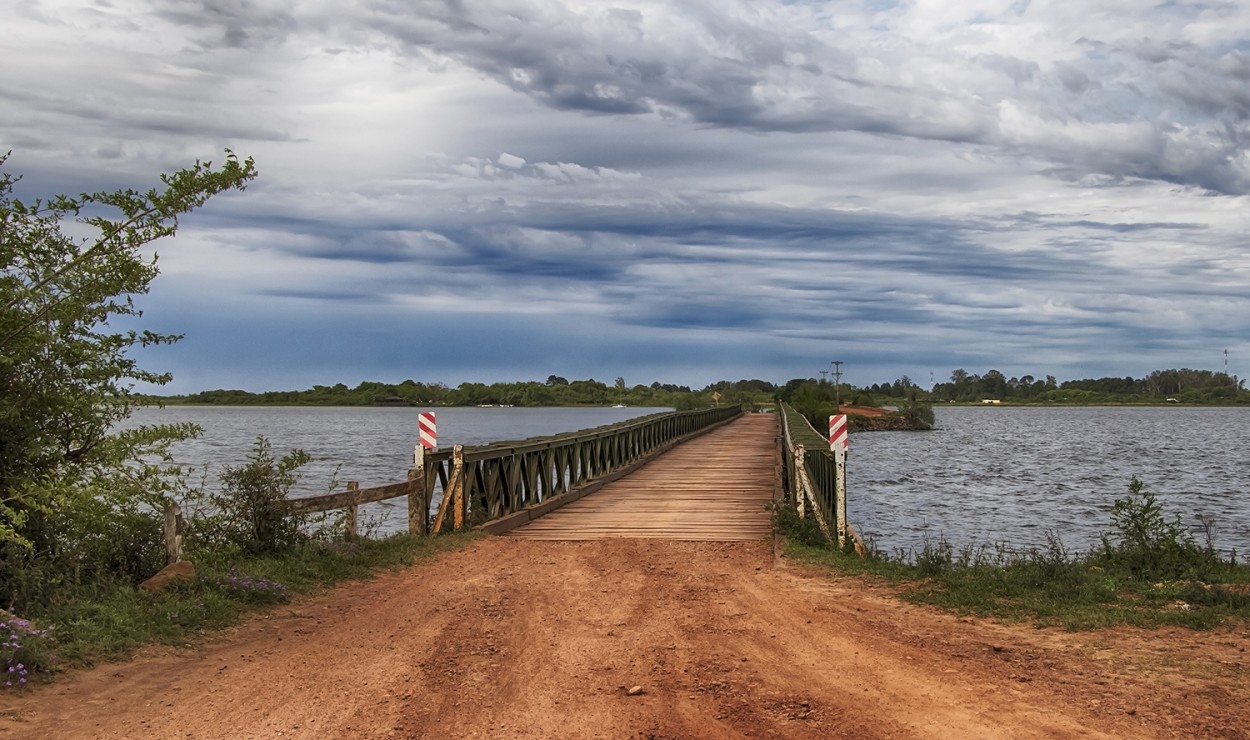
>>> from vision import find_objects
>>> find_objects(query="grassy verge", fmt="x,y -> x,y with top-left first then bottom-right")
776,480 -> 1250,631
5,531 -> 481,683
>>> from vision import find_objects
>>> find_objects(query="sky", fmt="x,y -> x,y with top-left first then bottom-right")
4,0 -> 1249,393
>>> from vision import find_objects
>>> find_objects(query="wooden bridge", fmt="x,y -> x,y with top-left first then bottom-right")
238,405 -> 844,553
506,413 -> 778,540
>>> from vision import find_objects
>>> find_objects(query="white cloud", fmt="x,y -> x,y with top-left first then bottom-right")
497,152 -> 526,168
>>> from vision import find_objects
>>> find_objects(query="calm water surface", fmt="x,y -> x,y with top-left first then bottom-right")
851,406 -> 1250,557
133,405 -> 1249,553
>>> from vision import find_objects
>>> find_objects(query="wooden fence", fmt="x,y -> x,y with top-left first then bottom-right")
282,404 -> 744,539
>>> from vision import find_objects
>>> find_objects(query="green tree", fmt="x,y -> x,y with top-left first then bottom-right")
0,151 -> 256,561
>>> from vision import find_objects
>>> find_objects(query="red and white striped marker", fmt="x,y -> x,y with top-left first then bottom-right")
830,413 -> 849,548
829,414 -> 848,452
418,412 -> 437,450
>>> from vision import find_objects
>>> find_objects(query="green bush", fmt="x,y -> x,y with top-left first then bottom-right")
1097,477 -> 1223,581
48,497 -> 167,587
0,463 -> 184,615
188,437 -> 312,555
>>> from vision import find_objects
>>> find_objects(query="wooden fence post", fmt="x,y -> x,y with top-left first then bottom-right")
431,445 -> 465,534
451,444 -> 465,530
345,481 -> 359,540
164,503 -> 183,564
408,445 -> 428,535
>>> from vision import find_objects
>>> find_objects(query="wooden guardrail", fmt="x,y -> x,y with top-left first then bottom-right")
282,405 -> 745,538
779,403 -> 845,548
287,471 -> 431,537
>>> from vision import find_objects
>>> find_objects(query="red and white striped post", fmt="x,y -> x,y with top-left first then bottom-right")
829,414 -> 849,548
829,414 -> 848,454
415,412 -> 437,477
418,412 -> 437,452
411,412 -> 437,535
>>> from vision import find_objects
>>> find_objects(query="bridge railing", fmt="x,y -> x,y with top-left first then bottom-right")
285,404 -> 745,538
779,403 -> 842,546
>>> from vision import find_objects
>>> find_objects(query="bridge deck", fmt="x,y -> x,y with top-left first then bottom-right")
507,413 -> 778,541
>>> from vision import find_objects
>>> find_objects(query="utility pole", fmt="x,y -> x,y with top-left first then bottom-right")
820,369 -> 828,384
831,360 -> 843,408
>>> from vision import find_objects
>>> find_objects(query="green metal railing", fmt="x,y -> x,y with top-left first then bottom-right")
432,404 -> 743,531
779,403 -> 841,545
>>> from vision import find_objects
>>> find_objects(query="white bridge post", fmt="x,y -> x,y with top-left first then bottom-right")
829,414 -> 849,549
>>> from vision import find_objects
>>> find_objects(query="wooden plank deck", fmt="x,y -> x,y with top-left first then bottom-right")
507,413 -> 779,541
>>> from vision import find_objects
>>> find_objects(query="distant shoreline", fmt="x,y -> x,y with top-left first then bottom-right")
136,397 -> 1247,409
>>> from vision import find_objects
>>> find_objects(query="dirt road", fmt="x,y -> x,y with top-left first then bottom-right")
4,538 -> 1248,738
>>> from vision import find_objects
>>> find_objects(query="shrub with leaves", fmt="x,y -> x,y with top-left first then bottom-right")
1098,477 -> 1222,582
193,437 -> 312,555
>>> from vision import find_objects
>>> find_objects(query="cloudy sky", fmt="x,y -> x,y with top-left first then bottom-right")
5,0 -> 1249,393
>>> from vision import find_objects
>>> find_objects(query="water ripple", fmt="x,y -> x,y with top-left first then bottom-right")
850,406 -> 1250,557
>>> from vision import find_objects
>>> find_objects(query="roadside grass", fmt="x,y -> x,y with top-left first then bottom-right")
778,478 -> 1250,631
784,539 -> 1250,630
10,531 -> 481,677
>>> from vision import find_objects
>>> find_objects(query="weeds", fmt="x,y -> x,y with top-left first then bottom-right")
766,500 -> 828,549
779,477 -> 1250,630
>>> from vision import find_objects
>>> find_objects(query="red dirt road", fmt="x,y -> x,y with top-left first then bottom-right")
3,538 -> 1248,738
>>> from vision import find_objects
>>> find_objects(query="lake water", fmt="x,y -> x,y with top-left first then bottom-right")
851,406 -> 1250,558
131,405 -> 1250,555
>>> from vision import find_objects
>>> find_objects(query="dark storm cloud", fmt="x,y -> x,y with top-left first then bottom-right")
359,1 -> 977,137
332,1 -> 1250,193
152,0 -> 299,49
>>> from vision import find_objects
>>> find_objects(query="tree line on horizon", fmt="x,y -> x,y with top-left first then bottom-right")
929,367 -> 1246,404
167,366 -> 1250,408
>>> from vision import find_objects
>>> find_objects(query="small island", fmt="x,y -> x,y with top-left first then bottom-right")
838,403 -> 934,432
